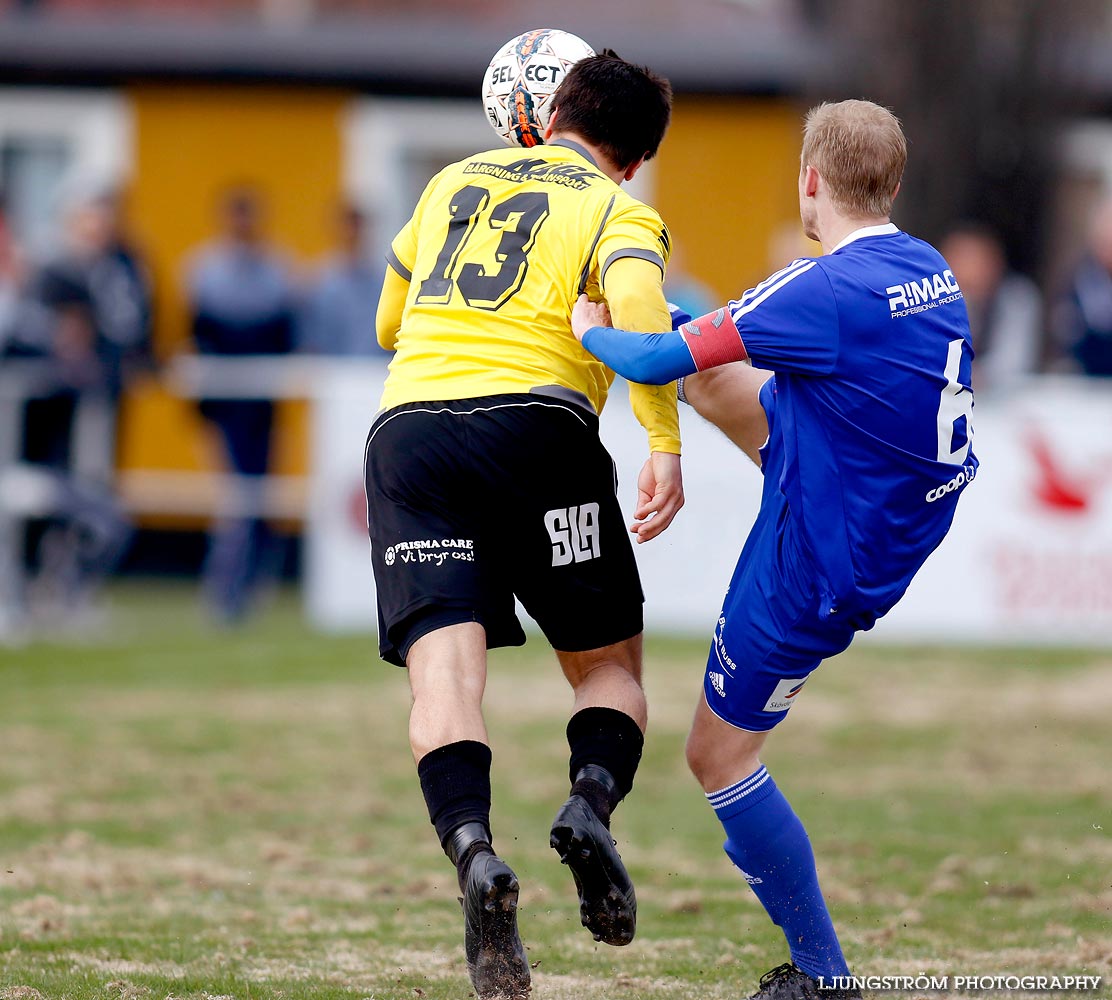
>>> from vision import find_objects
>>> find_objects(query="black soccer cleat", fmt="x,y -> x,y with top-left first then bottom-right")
549,793 -> 636,946
461,852 -> 531,1000
747,963 -> 862,1000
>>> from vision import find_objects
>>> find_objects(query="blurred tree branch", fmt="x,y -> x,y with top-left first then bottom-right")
800,0 -> 1109,276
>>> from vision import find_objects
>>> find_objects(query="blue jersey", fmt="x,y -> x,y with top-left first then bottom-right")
583,224 -> 978,619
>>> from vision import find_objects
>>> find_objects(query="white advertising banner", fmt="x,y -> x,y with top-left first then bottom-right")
877,377 -> 1112,644
305,370 -> 1112,646
303,363 -> 389,633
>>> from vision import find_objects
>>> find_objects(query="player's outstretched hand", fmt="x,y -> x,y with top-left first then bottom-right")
572,293 -> 612,342
632,451 -> 684,542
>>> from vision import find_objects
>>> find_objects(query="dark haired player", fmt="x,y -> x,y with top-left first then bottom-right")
367,49 -> 679,998
573,100 -> 977,999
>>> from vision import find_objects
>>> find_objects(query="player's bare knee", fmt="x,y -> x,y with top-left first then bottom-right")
684,727 -> 718,787
413,669 -> 484,710
687,701 -> 767,791
687,742 -> 763,793
684,719 -> 729,786
557,636 -> 643,690
684,729 -> 703,780
564,661 -> 645,710
407,624 -> 488,711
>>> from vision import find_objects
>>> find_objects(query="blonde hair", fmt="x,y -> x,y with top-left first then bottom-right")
801,100 -> 906,218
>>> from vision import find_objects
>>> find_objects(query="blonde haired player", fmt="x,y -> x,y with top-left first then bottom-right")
574,100 -> 977,1000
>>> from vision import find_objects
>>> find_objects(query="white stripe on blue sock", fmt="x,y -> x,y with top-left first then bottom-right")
705,766 -> 770,812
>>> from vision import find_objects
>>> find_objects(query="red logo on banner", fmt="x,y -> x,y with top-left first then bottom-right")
1026,427 -> 1106,515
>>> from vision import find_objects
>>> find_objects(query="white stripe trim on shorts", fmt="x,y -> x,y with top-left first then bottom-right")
366,397 -> 591,449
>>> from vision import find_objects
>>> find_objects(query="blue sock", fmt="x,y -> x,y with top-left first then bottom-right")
707,765 -> 850,981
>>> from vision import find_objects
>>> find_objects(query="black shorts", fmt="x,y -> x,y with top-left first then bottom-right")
364,392 -> 644,666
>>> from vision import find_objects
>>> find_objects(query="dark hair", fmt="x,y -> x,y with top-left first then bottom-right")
551,49 -> 672,170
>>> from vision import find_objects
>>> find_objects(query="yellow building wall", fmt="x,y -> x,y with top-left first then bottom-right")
117,84 -> 349,523
112,88 -> 804,529
655,96 -> 815,303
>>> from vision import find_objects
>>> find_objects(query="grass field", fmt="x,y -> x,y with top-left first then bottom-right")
1,583 -> 1110,1000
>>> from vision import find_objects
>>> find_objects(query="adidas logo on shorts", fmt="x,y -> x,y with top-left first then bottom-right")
709,671 -> 726,697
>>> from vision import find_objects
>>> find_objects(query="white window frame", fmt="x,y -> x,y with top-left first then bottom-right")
0,88 -> 133,254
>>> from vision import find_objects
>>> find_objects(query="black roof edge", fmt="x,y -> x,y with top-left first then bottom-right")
0,13 -> 830,95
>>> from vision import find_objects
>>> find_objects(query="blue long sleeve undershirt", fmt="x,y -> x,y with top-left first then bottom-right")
581,326 -> 697,385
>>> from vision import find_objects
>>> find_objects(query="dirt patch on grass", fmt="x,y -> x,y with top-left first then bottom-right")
62,955 -> 188,978
1,988 -> 45,1000
4,613 -> 1110,1000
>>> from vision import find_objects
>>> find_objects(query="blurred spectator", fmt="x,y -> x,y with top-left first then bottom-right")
940,222 -> 1042,390
0,187 -> 134,622
1053,198 -> 1112,377
14,188 -> 151,466
187,185 -> 295,621
89,188 -> 155,380
0,193 -> 26,353
298,203 -> 385,355
663,242 -> 717,321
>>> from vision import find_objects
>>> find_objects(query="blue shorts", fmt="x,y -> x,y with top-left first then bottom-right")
703,377 -> 857,732
703,496 -> 857,732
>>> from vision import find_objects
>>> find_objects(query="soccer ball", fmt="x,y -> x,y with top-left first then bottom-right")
482,28 -> 595,148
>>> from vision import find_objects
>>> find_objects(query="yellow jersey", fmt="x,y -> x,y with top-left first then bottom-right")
376,139 -> 680,454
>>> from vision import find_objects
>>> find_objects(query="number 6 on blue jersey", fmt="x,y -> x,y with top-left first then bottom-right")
935,338 -> 973,465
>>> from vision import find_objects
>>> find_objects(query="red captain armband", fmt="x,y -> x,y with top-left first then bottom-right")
677,307 -> 749,371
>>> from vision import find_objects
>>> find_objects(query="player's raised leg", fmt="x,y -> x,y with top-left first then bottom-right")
408,622 -> 530,999
685,505 -> 861,1000
574,98 -> 976,1000
550,635 -> 645,946
680,362 -> 772,467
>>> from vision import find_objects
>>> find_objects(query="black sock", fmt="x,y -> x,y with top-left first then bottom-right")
566,707 -> 645,828
417,740 -> 494,888
571,772 -> 616,828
